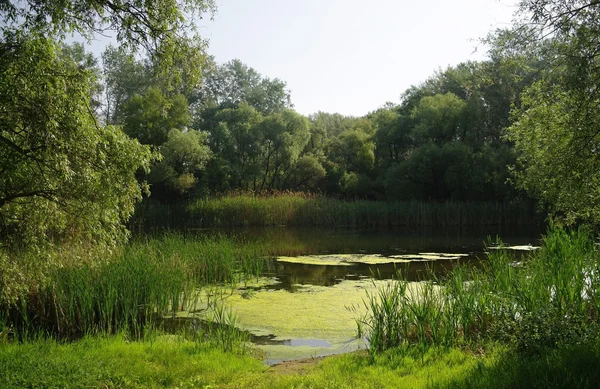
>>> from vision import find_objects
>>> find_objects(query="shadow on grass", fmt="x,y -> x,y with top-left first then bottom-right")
439,344 -> 600,389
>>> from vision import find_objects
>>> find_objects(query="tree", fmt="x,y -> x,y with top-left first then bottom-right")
195,59 -> 292,114
255,110 -> 311,191
60,42 -> 104,112
102,45 -> 150,125
411,93 -> 468,145
0,34 -> 152,254
204,102 -> 264,190
122,87 -> 191,146
505,0 -> 600,224
147,129 -> 211,195
0,0 -> 215,86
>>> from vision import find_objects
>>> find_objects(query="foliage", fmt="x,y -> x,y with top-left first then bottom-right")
0,234 -> 266,339
123,87 -> 191,146
357,227 -> 600,357
151,129 -> 212,194
0,34 -> 152,258
194,58 -> 292,114
0,0 -> 216,89
504,0 -> 600,225
102,45 -> 151,124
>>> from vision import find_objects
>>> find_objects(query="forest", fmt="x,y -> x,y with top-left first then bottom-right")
2,0 -> 600,388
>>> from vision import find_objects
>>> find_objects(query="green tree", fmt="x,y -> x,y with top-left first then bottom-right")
205,103 -> 264,190
147,129 -> 211,195
195,59 -> 292,114
0,34 -> 152,254
506,0 -> 600,224
411,93 -> 468,145
255,110 -> 311,191
123,87 -> 191,146
102,46 -> 150,125
0,0 -> 215,86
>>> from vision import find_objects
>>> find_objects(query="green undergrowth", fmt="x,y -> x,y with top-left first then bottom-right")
2,337 -> 599,388
0,234 -> 267,339
0,335 -> 264,389
133,193 -> 538,229
359,226 -> 600,357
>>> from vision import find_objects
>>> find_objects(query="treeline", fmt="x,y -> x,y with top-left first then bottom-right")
91,33 -> 544,203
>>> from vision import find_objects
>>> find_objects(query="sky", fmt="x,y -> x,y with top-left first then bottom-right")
197,0 -> 519,116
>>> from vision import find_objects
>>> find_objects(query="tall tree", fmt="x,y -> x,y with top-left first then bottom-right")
0,0 -> 215,86
195,59 -> 292,114
506,0 -> 600,224
0,34 -> 152,255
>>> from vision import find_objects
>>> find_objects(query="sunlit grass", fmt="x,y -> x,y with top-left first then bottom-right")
4,337 -> 598,388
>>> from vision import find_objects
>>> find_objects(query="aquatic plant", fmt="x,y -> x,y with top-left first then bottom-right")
359,227 -> 600,355
0,234 -> 267,339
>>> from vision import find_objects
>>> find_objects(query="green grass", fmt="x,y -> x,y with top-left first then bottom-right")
133,193 -> 539,230
0,335 -> 265,389
3,337 -> 599,388
0,234 -> 267,340
358,226 -> 600,355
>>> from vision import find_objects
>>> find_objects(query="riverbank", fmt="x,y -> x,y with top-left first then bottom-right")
2,336 -> 599,388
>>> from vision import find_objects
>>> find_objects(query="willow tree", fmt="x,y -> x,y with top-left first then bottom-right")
507,1 -> 600,224
0,0 -> 215,300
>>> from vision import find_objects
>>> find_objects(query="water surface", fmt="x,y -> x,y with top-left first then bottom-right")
195,226 -> 542,364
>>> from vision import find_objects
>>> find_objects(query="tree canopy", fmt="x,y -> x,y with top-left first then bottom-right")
0,34 -> 152,254
505,0 -> 600,224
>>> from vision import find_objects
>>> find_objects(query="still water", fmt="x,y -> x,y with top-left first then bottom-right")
196,226 -> 542,364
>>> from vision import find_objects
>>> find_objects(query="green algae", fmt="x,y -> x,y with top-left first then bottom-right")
389,253 -> 469,261
489,245 -> 539,251
179,279 -> 442,363
276,252 -> 470,266
276,254 -> 358,266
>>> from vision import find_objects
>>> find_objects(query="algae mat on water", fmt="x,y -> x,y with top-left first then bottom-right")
276,252 -> 470,266
214,278 -> 431,363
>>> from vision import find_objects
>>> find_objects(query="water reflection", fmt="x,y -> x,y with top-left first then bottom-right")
213,226 -> 542,290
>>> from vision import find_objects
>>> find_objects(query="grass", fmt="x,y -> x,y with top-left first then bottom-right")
0,234 -> 267,340
3,337 -> 600,388
1,225 -> 600,387
0,334 -> 265,389
358,226 -> 600,356
132,192 -> 540,230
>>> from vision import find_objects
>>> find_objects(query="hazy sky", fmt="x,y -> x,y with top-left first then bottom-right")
198,0 -> 518,116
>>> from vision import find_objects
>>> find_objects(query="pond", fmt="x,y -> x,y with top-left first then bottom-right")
188,226 -> 542,364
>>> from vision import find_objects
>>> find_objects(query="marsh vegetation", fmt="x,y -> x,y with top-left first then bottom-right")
3,0 -> 600,387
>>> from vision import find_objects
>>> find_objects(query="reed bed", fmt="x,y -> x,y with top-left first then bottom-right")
0,234 -> 266,340
132,192 -> 540,230
359,227 -> 600,355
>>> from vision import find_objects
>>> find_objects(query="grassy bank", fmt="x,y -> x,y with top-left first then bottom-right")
2,336 -> 600,388
0,234 -> 266,339
132,192 -> 540,230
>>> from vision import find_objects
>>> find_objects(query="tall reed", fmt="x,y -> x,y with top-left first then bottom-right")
358,227 -> 600,355
132,193 -> 540,231
0,234 -> 266,340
